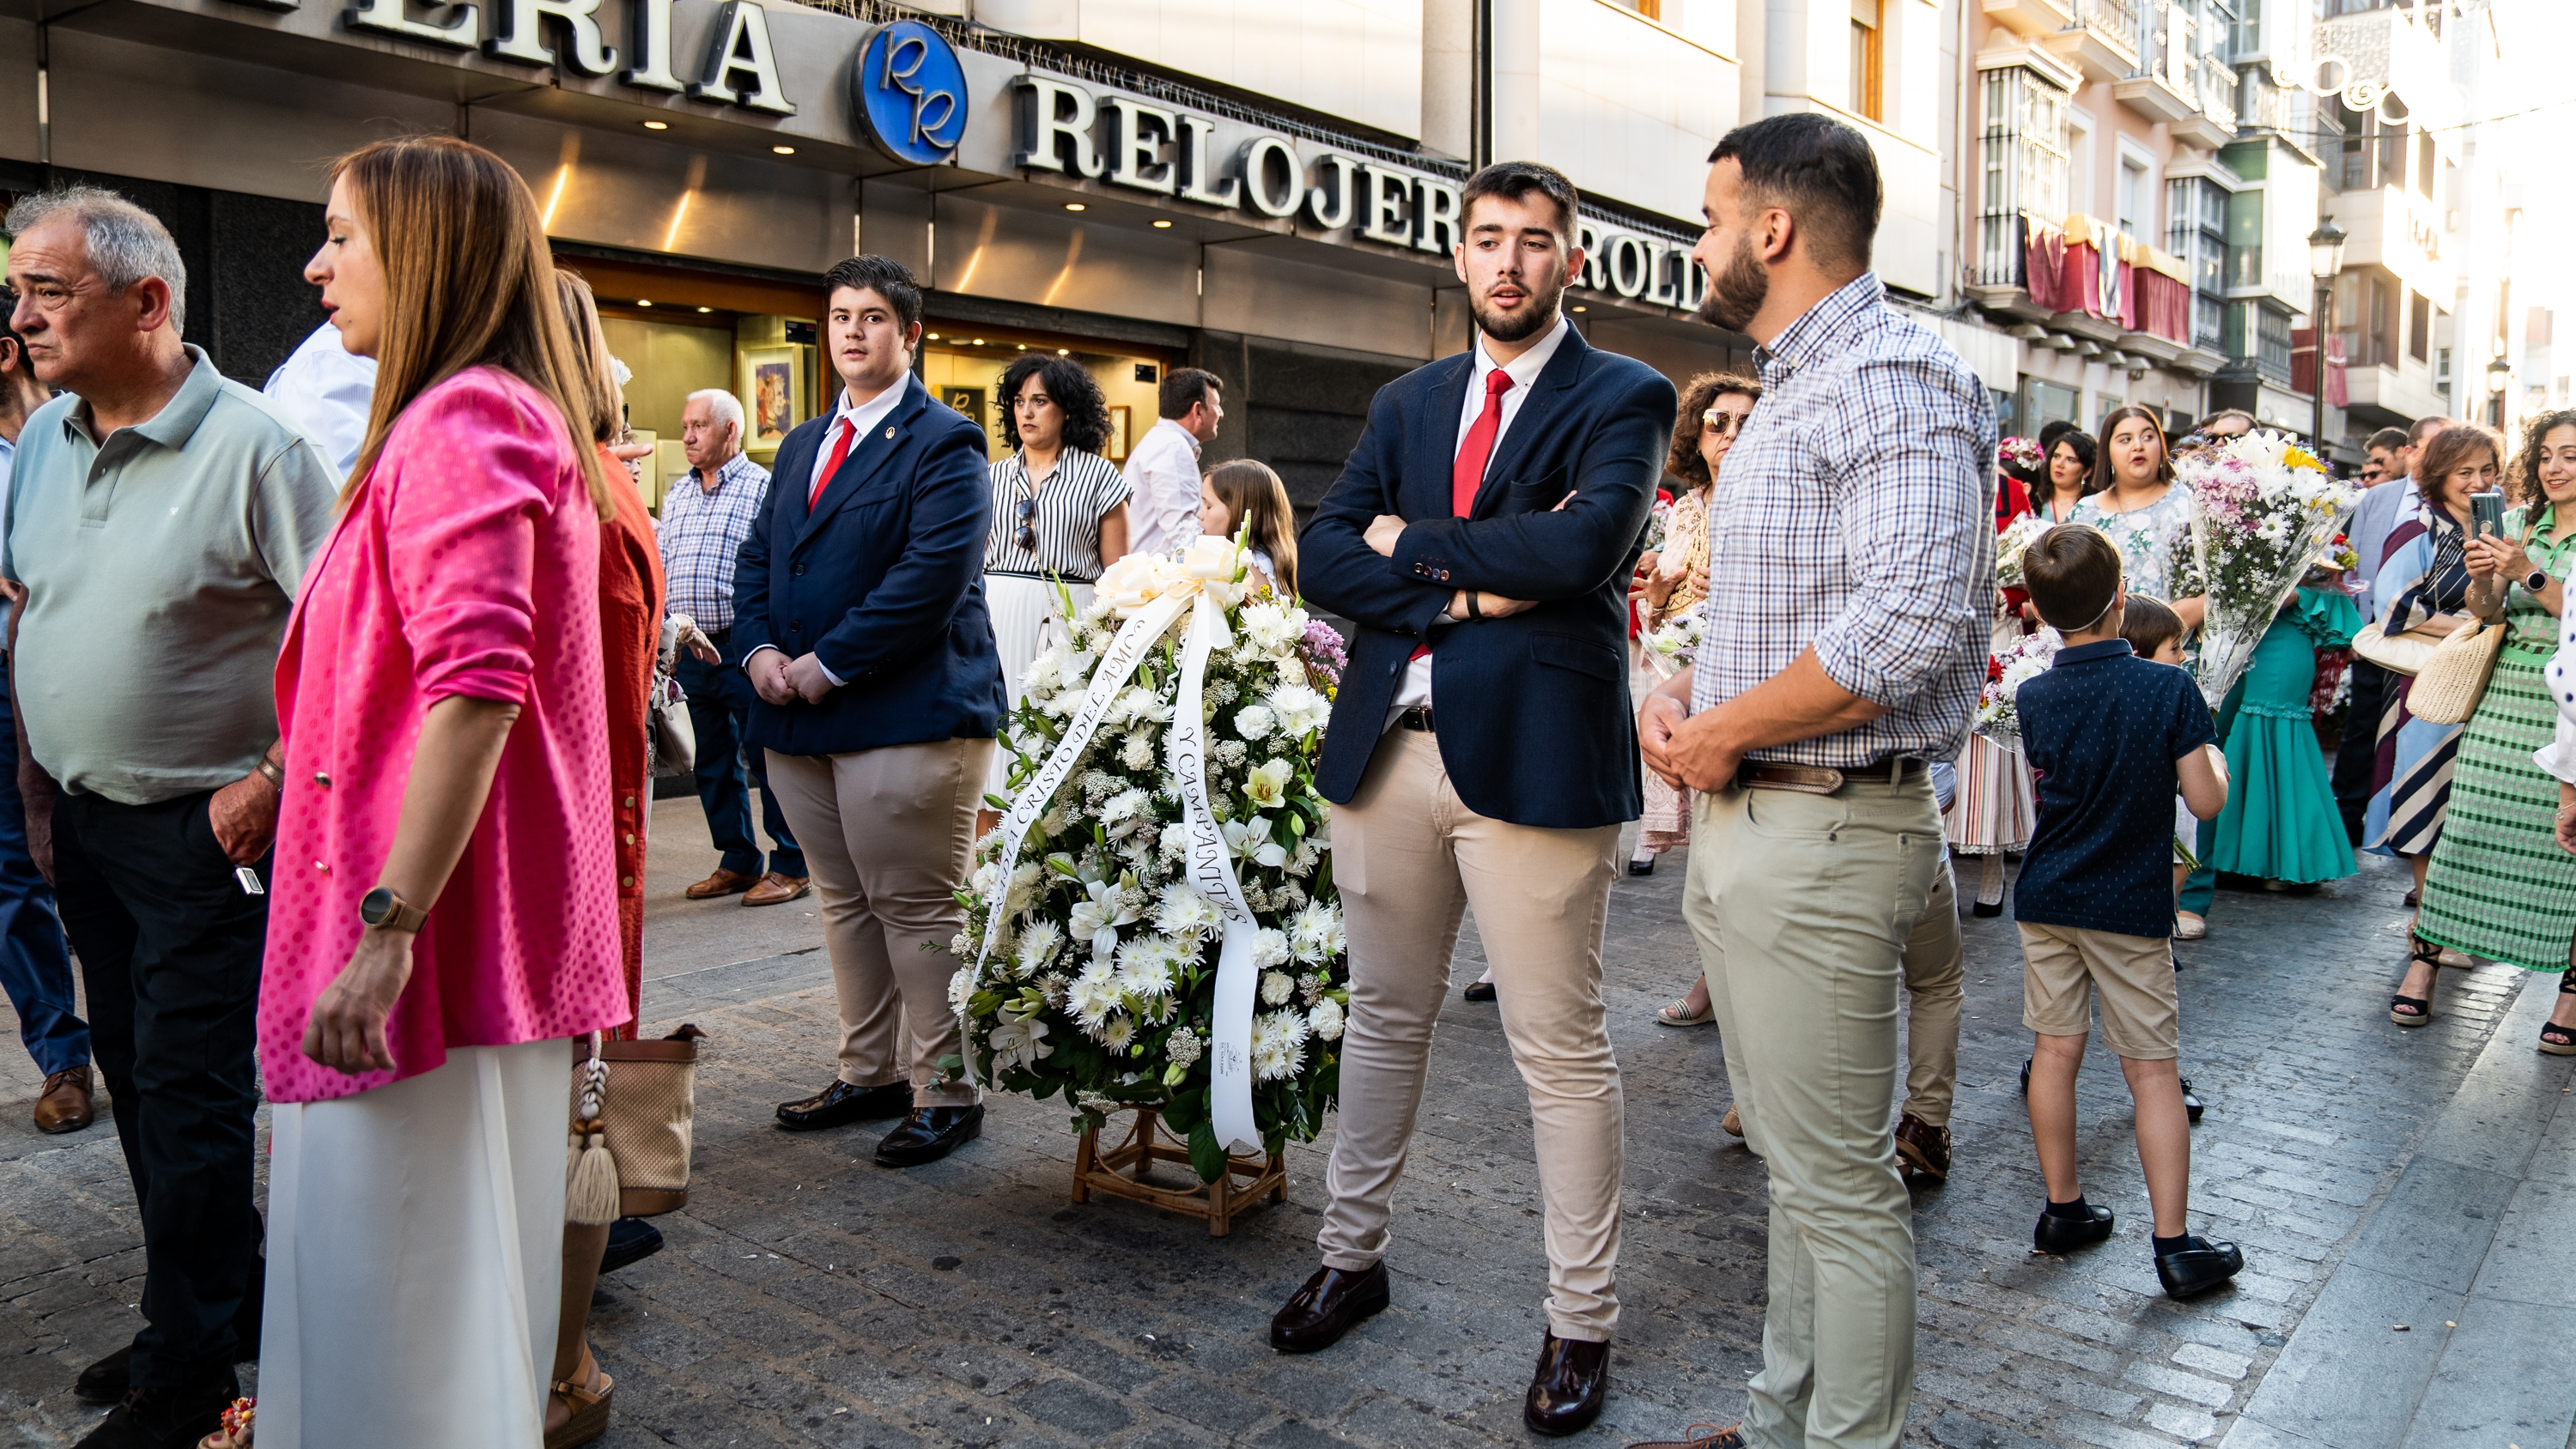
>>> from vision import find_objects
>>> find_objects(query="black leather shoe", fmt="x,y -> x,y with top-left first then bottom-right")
75,1343 -> 132,1404
2180,1077 -> 2206,1124
600,1216 -> 665,1275
1524,1332 -> 1610,1437
2156,1236 -> 2245,1299
775,1080 -> 912,1131
2033,1203 -> 2116,1253
1269,1261 -> 1390,1353
75,1371 -> 238,1449
1971,898 -> 2003,917
873,1104 -> 984,1167
1463,979 -> 1497,1003
1627,857 -> 1656,876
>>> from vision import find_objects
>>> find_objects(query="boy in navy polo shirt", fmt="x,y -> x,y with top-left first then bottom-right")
2014,524 -> 2246,1300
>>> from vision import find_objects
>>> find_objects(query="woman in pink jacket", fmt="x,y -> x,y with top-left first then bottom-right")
254,135 -> 626,1447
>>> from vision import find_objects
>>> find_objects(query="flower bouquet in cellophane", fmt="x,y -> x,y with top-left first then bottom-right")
2183,432 -> 2363,708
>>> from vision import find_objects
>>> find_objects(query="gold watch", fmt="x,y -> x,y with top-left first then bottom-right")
359,886 -> 428,934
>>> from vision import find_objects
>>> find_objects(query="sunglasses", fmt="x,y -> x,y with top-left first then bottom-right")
1014,496 -> 1038,553
1702,409 -> 1751,437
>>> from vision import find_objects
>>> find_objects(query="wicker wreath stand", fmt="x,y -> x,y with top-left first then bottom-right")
1071,1106 -> 1286,1237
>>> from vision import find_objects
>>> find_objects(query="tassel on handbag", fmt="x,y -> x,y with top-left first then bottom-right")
566,1032 -> 621,1227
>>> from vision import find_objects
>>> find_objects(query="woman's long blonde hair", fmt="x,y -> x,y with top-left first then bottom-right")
337,135 -> 611,519
551,269 -> 623,446
1204,458 -> 1299,597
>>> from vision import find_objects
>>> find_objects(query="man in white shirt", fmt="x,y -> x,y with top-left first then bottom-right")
260,319 -> 379,480
1121,367 -> 1223,557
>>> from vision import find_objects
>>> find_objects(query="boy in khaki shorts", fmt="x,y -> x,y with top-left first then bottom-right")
2013,525 -> 2245,1300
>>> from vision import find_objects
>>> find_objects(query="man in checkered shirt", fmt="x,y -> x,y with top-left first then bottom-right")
660,387 -> 809,908
1634,113 -> 1996,1449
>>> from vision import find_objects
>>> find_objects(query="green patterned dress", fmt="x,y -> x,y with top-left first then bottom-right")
2415,506 -> 2576,973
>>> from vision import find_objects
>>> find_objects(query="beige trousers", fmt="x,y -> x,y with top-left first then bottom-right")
1682,774 -> 1942,1449
1316,728 -> 1625,1342
1899,864 -> 1963,1127
767,738 -> 993,1108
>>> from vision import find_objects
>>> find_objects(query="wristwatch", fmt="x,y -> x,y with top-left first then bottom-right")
359,886 -> 428,934
2525,568 -> 2552,594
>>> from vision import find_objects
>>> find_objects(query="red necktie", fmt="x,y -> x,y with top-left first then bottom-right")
1414,367 -> 1519,661
807,416 -> 855,512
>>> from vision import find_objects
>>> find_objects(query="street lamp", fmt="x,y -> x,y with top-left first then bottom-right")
2487,355 -> 2513,427
2307,219 -> 2348,458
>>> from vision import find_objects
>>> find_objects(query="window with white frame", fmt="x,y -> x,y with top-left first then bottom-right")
2166,175 -> 2230,351
1976,65 -> 2071,287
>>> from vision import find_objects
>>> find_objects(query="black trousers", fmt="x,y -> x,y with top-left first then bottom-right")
2332,658 -> 2387,846
52,789 -> 266,1387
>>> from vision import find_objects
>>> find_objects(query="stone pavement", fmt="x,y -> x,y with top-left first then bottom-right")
6,815 -> 2573,1448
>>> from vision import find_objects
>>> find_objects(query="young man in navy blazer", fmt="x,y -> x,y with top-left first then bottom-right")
1272,161 -> 1675,1437
731,255 -> 1007,1167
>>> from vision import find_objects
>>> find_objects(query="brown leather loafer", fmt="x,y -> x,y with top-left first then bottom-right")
684,867 -> 758,900
742,872 -> 811,907
1269,1261 -> 1389,1353
775,1080 -> 913,1131
1524,1331 -> 1610,1436
34,1065 -> 94,1135
1894,1113 -> 1951,1187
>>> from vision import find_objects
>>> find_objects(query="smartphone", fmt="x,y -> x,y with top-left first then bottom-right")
2470,490 -> 2506,538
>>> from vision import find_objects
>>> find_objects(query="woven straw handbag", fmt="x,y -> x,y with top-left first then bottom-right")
2403,616 -> 2505,726
566,1025 -> 704,1224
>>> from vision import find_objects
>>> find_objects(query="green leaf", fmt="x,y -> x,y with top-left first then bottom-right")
1186,1121 -> 1229,1184
937,1052 -> 964,1077
1162,1090 -> 1204,1134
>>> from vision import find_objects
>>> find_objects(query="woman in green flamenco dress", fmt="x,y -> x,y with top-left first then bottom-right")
2407,412 -> 2576,1048
2205,583 -> 2362,885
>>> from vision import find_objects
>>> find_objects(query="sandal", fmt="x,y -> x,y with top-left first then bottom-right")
2391,937 -> 2441,1027
197,1397 -> 254,1449
2541,970 -> 2576,1057
546,1359 -> 614,1449
1656,997 -> 1716,1028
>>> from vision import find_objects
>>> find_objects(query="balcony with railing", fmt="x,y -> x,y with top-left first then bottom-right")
2044,0 -> 2143,84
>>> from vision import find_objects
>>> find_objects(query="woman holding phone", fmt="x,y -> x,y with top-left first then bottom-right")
2406,415 -> 2576,1042
2372,423 -> 2505,1022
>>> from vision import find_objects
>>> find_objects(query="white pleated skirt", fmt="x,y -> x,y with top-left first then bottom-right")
987,573 -> 1094,799
259,1040 -> 567,1449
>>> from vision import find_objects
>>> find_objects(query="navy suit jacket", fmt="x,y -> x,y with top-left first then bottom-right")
1301,327 -> 1676,828
732,373 -> 1007,758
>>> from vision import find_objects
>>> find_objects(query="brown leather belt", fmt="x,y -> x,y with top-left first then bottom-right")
1737,757 -> 1926,795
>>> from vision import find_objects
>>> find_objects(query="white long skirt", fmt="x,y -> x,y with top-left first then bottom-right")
987,573 -> 1095,799
260,1040 -> 567,1449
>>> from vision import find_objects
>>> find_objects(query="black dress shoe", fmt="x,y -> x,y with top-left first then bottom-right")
2156,1236 -> 2245,1299
75,1343 -> 132,1404
874,1103 -> 984,1167
1270,1261 -> 1390,1353
1627,857 -> 1656,876
2180,1077 -> 2205,1124
775,1080 -> 913,1131
600,1216 -> 666,1275
75,1371 -> 238,1449
1971,898 -> 2003,917
2033,1203 -> 2116,1253
1524,1332 -> 1610,1437
1463,979 -> 1497,1003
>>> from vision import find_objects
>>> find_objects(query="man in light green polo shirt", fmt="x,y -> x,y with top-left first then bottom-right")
3,184 -> 337,1449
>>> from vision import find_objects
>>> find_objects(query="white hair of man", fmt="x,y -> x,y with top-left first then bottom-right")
3,185 -> 189,338
687,387 -> 745,442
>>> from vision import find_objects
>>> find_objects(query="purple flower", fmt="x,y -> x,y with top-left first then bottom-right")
1298,618 -> 1348,689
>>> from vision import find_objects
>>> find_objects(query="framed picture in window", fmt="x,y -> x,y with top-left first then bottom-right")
1105,404 -> 1131,462
738,345 -> 805,452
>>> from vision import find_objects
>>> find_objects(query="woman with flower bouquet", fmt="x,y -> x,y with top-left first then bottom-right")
2408,414 -> 2576,1050
1948,440 -> 2048,915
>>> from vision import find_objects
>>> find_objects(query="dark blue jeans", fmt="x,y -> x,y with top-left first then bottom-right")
0,658 -> 85,1076
677,629 -> 804,878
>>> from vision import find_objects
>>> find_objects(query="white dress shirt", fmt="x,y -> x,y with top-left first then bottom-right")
1122,415 -> 1204,558
754,380 -> 911,688
261,321 -> 380,481
1390,315 -> 1572,718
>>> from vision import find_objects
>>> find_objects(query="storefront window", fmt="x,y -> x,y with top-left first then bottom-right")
920,327 -> 1172,464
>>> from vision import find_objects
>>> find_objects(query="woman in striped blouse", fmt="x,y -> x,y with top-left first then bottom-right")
982,355 -> 1132,807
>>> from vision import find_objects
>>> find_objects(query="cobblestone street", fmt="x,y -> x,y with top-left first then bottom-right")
7,803 -> 2573,1448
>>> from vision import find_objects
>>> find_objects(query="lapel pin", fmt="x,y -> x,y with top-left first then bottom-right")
884,427 -> 896,440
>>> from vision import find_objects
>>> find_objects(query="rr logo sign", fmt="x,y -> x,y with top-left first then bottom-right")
852,20 -> 968,165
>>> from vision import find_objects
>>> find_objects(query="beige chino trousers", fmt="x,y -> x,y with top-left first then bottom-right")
1316,728 -> 1626,1342
767,738 -> 993,1108
1682,773 -> 1943,1449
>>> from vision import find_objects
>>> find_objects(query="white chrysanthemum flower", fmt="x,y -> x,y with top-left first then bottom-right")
1154,882 -> 1222,943
1115,938 -> 1177,1000
1250,1009 -> 1310,1082
1308,997 -> 1346,1042
1289,900 -> 1346,964
1237,601 -> 1295,652
1165,1025 -> 1204,1068
1066,963 -> 1122,1028
1098,1013 -> 1136,1051
1244,759 -> 1291,810
1235,704 -> 1277,740
1120,731 -> 1155,770
1014,918 -> 1063,978
1101,788 -> 1151,825
1267,682 -> 1331,737
1260,970 -> 1295,1006
1005,862 -> 1045,916
1140,993 -> 1177,1026
946,966 -> 975,1016
1157,822 -> 1192,863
